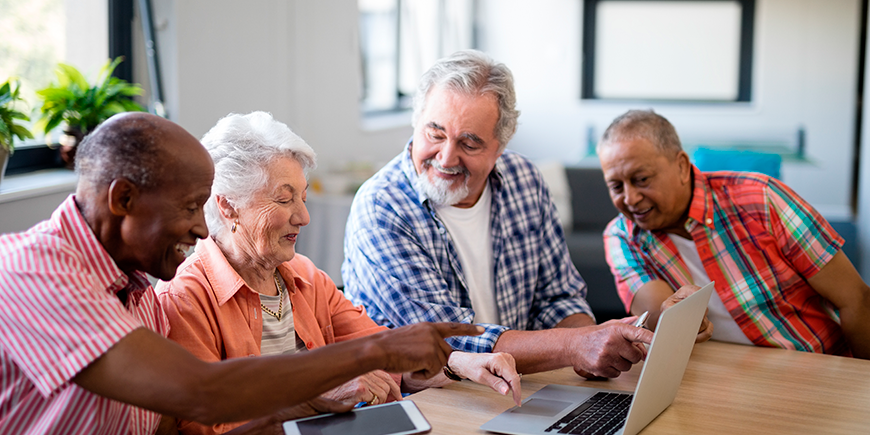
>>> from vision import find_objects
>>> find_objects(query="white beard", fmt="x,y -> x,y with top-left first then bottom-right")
414,159 -> 470,206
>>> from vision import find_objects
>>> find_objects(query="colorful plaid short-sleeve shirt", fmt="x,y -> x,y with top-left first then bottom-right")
604,167 -> 848,355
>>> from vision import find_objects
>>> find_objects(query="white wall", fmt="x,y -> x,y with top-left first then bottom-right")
858,3 -> 870,277
479,0 -> 860,216
149,0 -> 412,174
65,0 -> 108,75
148,0 -> 861,214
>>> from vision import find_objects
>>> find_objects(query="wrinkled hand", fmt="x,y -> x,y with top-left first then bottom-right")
567,322 -> 653,379
448,351 -> 522,406
575,316 -> 647,380
661,285 -> 714,343
371,322 -> 484,379
322,370 -> 402,405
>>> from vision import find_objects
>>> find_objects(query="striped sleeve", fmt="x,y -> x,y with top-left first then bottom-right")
0,238 -> 141,397
764,178 -> 844,279
602,218 -> 658,312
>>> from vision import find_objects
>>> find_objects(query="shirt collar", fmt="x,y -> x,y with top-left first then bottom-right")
401,138 -> 505,206
59,195 -> 151,305
685,165 -> 715,232
196,236 -> 310,305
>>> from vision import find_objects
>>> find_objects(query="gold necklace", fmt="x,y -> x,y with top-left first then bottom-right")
261,271 -> 285,320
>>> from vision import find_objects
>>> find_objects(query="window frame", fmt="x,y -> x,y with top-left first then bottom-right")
358,0 -> 480,117
580,0 -> 756,102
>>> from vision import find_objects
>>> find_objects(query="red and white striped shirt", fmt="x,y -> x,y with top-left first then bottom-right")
0,195 -> 169,434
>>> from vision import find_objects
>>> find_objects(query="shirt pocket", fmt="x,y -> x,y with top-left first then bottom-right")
320,324 -> 335,344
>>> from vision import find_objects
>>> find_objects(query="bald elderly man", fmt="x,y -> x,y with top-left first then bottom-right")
0,113 -> 482,434
599,109 -> 870,359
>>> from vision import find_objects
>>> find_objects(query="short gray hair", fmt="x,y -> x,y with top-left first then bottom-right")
201,111 -> 316,239
598,109 -> 683,159
412,49 -> 520,150
75,114 -> 163,189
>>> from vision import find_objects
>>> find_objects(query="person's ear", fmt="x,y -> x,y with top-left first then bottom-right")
215,195 -> 239,221
107,179 -> 139,216
676,151 -> 692,184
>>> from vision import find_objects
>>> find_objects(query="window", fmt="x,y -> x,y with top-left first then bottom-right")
358,0 -> 477,115
0,0 -> 66,139
582,0 -> 755,102
0,0 -> 133,174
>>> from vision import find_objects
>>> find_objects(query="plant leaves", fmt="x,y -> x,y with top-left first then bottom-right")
11,123 -> 34,140
57,63 -> 89,91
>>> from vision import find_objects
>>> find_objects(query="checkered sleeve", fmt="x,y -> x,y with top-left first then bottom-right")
764,178 -> 844,279
603,217 -> 658,312
527,180 -> 594,328
343,195 -> 508,353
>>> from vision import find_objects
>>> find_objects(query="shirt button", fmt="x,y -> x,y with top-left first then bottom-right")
306,342 -> 314,349
705,218 -> 713,225
439,227 -> 445,234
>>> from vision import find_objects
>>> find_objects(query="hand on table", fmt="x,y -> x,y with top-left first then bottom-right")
322,370 -> 402,405
448,351 -> 522,406
566,321 -> 653,379
661,285 -> 714,343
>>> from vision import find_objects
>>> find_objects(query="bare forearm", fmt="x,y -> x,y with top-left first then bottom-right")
839,295 -> 870,359
492,329 -> 574,374
555,313 -> 596,328
629,281 -> 675,330
75,328 -> 384,425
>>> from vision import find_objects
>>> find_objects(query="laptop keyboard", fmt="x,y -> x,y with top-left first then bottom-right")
544,391 -> 632,435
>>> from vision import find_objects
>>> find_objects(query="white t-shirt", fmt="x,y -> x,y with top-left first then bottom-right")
667,233 -> 753,345
435,183 -> 499,324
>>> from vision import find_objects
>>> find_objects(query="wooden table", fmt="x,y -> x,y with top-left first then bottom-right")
408,341 -> 870,434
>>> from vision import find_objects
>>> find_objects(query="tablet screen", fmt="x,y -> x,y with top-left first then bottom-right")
295,403 -> 416,435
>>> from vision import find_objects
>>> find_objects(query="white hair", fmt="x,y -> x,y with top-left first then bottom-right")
201,111 -> 316,239
412,49 -> 520,151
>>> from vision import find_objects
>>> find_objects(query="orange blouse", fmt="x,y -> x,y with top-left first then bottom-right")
155,236 -> 393,434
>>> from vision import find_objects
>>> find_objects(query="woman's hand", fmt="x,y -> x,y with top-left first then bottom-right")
448,351 -> 522,406
321,370 -> 402,405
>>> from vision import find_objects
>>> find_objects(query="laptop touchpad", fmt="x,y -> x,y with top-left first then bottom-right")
510,399 -> 573,416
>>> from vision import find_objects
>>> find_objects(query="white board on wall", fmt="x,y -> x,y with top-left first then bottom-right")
593,1 -> 743,101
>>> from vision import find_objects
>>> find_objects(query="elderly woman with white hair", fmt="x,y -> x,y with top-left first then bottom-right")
155,111 -> 520,435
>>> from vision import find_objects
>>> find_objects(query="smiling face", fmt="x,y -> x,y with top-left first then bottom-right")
231,156 -> 310,267
122,132 -> 214,281
411,85 -> 503,208
599,137 -> 693,235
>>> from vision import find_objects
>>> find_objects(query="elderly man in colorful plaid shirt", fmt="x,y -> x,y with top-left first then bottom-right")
343,50 -> 653,380
599,109 -> 870,359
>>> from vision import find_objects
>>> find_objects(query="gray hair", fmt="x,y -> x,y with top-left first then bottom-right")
598,109 -> 683,159
201,111 -> 316,239
75,114 -> 163,189
412,49 -> 520,150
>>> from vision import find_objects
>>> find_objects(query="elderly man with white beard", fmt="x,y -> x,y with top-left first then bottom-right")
342,50 -> 652,380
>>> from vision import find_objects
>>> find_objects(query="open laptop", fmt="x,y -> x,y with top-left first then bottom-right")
481,282 -> 714,435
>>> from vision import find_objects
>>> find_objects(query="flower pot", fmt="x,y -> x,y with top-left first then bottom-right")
59,126 -> 84,170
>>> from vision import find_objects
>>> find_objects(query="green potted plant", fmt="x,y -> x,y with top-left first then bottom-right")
36,57 -> 145,168
0,78 -> 34,187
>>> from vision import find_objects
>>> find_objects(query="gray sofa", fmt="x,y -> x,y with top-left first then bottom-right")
563,167 -> 625,323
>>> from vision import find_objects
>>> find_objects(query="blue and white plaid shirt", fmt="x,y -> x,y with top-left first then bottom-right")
342,143 -> 593,353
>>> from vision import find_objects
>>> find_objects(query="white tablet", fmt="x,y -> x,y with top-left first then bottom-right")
282,401 -> 431,435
